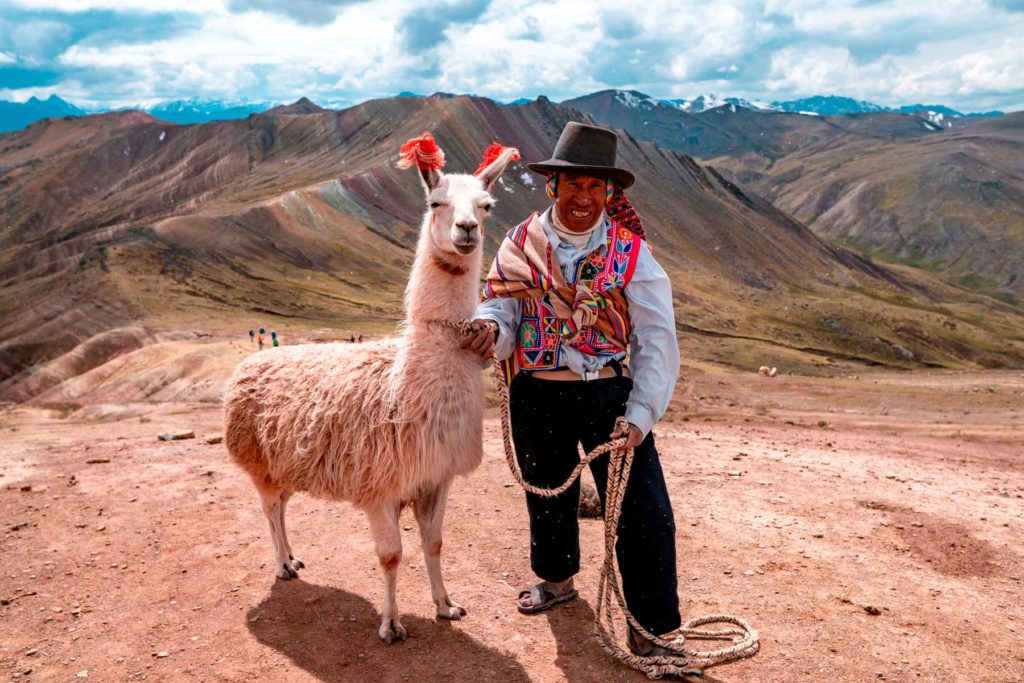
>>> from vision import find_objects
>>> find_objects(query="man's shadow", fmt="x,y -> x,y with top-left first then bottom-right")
248,579 -> 529,682
543,598 -> 727,682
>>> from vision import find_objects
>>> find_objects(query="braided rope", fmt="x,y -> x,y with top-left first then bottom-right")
437,319 -> 760,678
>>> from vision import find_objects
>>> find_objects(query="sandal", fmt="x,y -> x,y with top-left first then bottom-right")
516,580 -> 578,614
627,625 -> 704,679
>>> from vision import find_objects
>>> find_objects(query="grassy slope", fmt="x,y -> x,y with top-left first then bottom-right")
707,114 -> 1024,305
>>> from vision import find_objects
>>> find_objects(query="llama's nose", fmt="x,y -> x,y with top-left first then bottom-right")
456,220 -> 479,232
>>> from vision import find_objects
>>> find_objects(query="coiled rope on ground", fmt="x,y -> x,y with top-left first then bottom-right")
441,320 -> 760,679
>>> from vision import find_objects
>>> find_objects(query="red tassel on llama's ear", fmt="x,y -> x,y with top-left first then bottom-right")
474,142 -> 520,176
398,132 -> 446,171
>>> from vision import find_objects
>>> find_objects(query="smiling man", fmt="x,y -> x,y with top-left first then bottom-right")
460,121 -> 684,659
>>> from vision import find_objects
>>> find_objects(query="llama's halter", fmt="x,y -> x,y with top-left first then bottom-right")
438,319 -> 760,678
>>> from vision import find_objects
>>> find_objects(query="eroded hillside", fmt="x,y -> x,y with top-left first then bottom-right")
2,96 -> 1023,402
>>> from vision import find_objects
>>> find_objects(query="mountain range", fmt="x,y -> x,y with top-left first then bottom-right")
0,92 -> 1007,134
565,89 -> 1024,306
0,95 -> 353,132
770,95 -> 1002,118
0,95 -> 87,133
2,94 -> 1023,402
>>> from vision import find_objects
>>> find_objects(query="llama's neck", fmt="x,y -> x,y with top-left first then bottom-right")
403,220 -> 482,328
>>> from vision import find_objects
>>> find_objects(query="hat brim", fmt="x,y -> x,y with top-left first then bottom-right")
527,159 -> 635,189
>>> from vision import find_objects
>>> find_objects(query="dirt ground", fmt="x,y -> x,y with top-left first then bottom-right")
1,366 -> 1022,682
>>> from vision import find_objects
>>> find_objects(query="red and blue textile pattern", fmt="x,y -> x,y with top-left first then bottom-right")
605,186 -> 645,238
515,221 -> 642,371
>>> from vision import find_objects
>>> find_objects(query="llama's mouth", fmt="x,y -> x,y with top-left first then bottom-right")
452,242 -> 477,255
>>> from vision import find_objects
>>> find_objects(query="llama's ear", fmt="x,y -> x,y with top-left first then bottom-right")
475,145 -> 520,192
419,166 -> 443,192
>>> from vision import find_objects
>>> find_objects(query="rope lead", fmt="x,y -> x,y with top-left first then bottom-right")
441,319 -> 760,677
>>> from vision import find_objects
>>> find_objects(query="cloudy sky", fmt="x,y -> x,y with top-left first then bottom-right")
1,0 -> 1022,112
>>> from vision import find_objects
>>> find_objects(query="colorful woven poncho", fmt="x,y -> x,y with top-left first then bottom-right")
482,212 -> 633,349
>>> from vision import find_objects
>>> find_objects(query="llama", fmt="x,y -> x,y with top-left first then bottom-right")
223,133 -> 519,643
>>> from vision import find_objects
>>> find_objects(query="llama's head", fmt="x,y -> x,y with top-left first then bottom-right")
399,133 -> 519,257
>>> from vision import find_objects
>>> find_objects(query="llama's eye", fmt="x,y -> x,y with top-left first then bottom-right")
430,202 -> 443,209
482,203 -> 494,212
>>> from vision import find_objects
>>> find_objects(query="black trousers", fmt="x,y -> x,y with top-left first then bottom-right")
510,371 -> 682,635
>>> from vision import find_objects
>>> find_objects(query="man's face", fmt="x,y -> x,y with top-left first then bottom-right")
554,173 -> 607,233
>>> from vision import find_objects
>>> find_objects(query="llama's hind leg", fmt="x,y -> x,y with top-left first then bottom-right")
279,490 -> 304,570
414,479 -> 466,620
366,501 -> 406,643
257,484 -> 299,580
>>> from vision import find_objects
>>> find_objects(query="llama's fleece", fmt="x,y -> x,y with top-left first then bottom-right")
223,334 -> 484,507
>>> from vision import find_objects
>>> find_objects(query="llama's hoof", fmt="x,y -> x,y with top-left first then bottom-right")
379,618 -> 407,644
437,601 -> 466,620
276,563 -> 299,580
290,557 -> 305,570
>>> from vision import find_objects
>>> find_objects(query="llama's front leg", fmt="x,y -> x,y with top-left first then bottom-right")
257,484 -> 298,579
414,479 -> 466,620
279,490 -> 304,571
366,501 -> 406,643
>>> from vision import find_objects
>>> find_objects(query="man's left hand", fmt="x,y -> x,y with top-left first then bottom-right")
610,420 -> 643,450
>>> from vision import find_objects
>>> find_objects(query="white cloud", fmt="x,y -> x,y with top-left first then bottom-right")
3,0 -> 1023,112
12,0 -> 223,11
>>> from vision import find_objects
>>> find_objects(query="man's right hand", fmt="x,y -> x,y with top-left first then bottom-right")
459,319 -> 497,360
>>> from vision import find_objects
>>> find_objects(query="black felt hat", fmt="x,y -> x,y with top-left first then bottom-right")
527,121 -> 635,188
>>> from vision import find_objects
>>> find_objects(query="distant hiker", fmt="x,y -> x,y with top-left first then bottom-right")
249,329 -> 255,343
349,335 -> 356,343
271,331 -> 277,340
358,334 -> 363,343
461,122 -> 684,662
258,333 -> 264,351
259,327 -> 266,335
272,336 -> 279,348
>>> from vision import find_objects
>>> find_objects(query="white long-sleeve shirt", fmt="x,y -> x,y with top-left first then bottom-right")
474,207 -> 680,438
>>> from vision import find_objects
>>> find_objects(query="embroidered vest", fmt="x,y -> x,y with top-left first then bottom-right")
515,221 -> 643,371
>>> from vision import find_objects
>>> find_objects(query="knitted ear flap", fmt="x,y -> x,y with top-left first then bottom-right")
605,185 -> 646,239
546,174 -> 558,199
605,182 -> 615,204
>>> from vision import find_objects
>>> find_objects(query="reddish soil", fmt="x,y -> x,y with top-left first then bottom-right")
1,367 -> 1022,682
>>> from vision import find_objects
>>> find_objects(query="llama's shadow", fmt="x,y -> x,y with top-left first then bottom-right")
543,598 -> 728,682
247,579 -> 529,682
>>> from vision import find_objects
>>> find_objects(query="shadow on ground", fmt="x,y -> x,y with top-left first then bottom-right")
247,579 -> 530,682
543,598 -> 727,682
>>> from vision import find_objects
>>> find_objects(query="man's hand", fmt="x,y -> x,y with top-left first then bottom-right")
610,420 -> 643,450
459,319 -> 498,360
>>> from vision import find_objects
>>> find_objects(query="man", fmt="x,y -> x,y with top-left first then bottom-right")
460,122 -> 682,657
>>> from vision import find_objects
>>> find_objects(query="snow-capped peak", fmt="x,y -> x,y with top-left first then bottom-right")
660,94 -> 779,113
613,90 -> 659,110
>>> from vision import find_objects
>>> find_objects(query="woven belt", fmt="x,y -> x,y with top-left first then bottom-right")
531,361 -> 629,382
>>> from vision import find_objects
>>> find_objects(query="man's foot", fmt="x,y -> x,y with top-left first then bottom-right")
516,578 -> 578,614
627,625 -> 704,678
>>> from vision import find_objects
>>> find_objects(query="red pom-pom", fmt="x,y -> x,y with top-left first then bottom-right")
474,142 -> 520,176
398,132 -> 446,171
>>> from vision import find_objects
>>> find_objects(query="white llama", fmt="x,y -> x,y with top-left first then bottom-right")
223,133 -> 518,643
